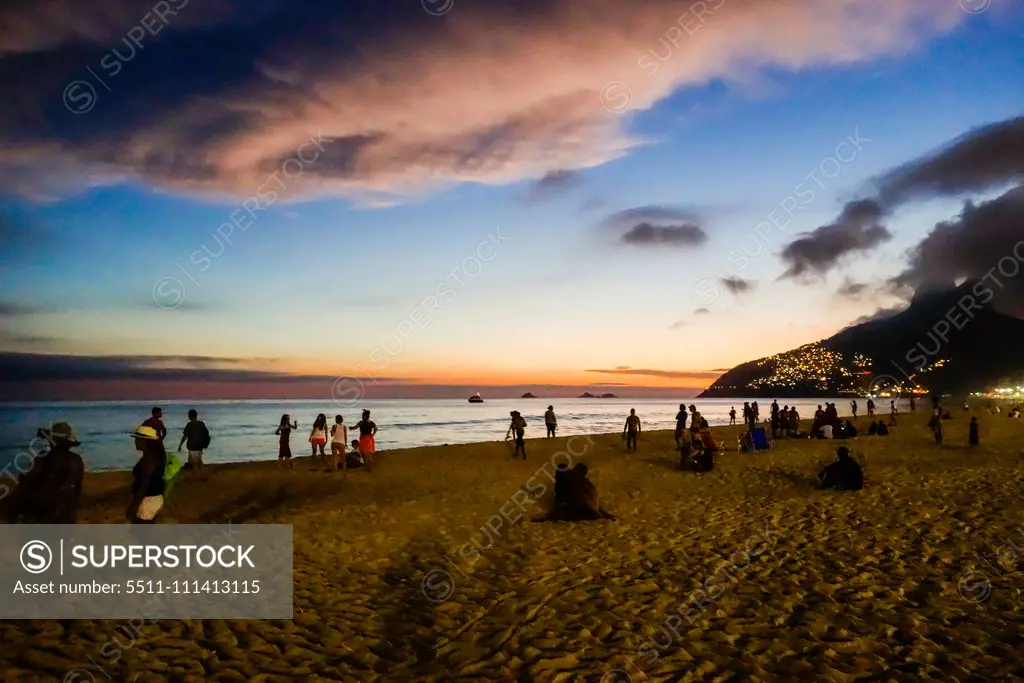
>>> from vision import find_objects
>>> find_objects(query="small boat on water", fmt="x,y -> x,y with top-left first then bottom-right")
468,393 -> 484,403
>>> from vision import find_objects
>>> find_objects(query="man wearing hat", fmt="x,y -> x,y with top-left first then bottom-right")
544,405 -> 557,439
5,422 -> 84,524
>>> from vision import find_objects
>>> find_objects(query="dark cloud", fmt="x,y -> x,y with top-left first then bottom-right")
0,0 -> 966,205
621,222 -> 708,247
526,170 -> 581,202
836,278 -> 869,299
778,200 -> 891,280
721,276 -> 755,295
585,367 -> 723,379
847,305 -> 906,327
876,116 -> 1024,206
0,352 -> 411,383
668,320 -> 687,331
0,300 -> 47,317
780,115 -> 1024,281
893,184 -> 1024,316
694,307 -> 710,315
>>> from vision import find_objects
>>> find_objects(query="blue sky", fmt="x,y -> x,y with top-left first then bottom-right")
1,0 -> 1022,397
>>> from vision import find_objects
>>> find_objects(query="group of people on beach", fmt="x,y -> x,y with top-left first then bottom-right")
276,410 -> 378,473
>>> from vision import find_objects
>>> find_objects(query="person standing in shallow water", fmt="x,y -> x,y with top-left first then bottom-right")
544,405 -> 557,438
623,409 -> 641,452
506,410 -> 527,459
729,407 -> 737,425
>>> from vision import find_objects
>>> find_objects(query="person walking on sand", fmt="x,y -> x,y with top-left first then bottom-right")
544,405 -> 557,438
910,396 -> 917,413
674,404 -> 688,448
276,414 -> 297,468
729,407 -> 737,425
506,410 -> 527,459
623,408 -> 641,452
850,400 -> 858,419
866,398 -> 875,417
177,409 -> 210,472
969,416 -> 979,448
142,406 -> 167,441
355,410 -> 378,471
309,413 -> 328,462
330,415 -> 349,474
6,422 -> 84,524
127,424 -> 167,524
889,400 -> 898,426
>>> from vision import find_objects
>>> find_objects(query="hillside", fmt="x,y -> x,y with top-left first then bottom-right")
700,281 -> 1024,398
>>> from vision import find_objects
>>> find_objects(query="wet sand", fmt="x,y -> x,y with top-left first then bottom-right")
2,412 -> 1024,681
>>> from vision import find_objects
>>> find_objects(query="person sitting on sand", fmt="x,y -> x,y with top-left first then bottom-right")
276,414 -> 298,468
330,415 -> 348,473
876,420 -> 889,436
5,422 -> 84,524
532,463 -> 616,521
820,422 -> 833,439
817,446 -> 863,491
868,421 -> 878,436
355,410 -> 379,471
127,424 -> 167,523
623,409 -> 641,452
347,439 -> 364,468
310,413 -> 328,461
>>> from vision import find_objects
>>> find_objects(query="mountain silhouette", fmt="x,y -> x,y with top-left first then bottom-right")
700,281 -> 1024,397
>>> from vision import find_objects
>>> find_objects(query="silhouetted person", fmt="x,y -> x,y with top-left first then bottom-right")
850,400 -> 858,418
128,424 -> 167,523
969,417 -> 979,448
142,406 -> 167,441
506,410 -> 527,459
817,446 -> 863,491
910,396 -> 917,413
729,407 -> 737,425
889,400 -> 898,426
867,398 -> 875,417
5,423 -> 84,524
673,403 -> 688,448
623,409 -> 641,452
533,463 -> 616,521
688,405 -> 702,436
177,408 -> 210,471
544,405 -> 557,438
742,402 -> 754,428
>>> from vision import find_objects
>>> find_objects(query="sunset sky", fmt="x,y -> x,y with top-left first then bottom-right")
1,0 -> 1022,399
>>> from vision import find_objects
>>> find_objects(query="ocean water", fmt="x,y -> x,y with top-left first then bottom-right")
0,397 -> 865,472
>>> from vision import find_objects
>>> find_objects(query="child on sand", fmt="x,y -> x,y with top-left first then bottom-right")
310,414 -> 328,461
348,439 -> 364,468
330,415 -> 348,473
969,417 -> 979,448
276,414 -> 297,467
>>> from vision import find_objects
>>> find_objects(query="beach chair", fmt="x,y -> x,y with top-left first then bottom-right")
750,427 -> 772,452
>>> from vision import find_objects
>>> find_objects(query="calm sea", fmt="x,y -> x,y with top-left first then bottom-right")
0,397 -> 865,471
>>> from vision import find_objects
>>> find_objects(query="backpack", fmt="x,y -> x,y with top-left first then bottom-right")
198,422 -> 211,449
163,451 -> 184,497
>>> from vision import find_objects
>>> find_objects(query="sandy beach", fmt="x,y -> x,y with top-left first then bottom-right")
3,412 -> 1024,682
